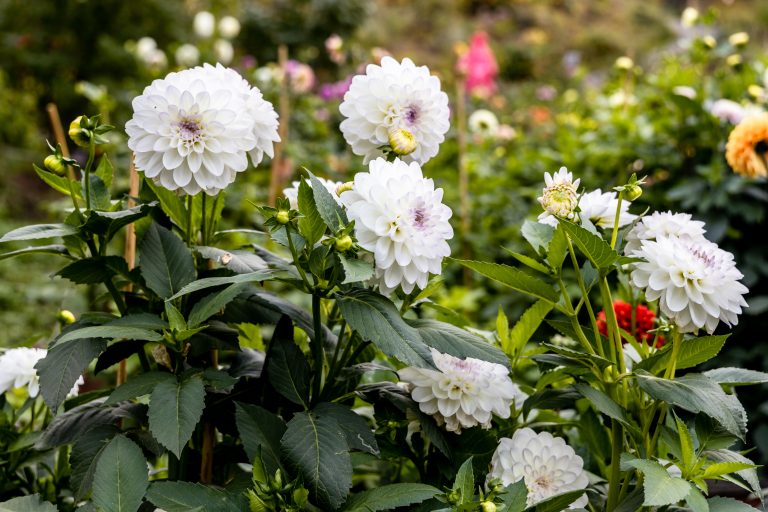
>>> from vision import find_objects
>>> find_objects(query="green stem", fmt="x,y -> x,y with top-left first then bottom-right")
83,140 -> 96,211
606,420 -> 624,511
201,193 -> 208,247
285,225 -> 311,291
599,278 -> 627,378
557,276 -> 598,356
186,195 -> 194,246
663,330 -> 683,380
67,178 -> 84,222
311,294 -> 325,404
609,192 -> 624,250
566,236 -> 603,356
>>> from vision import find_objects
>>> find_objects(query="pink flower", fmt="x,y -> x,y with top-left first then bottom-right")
457,32 -> 498,99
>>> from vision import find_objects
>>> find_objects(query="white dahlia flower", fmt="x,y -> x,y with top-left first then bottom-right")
175,44 -> 200,67
539,189 -> 636,229
213,39 -> 234,65
126,63 -> 279,195
537,167 -> 581,219
468,109 -> 500,137
0,348 -> 83,399
282,177 -> 343,210
193,11 -> 215,38
623,211 -> 706,255
340,158 -> 453,295
398,348 -> 517,433
488,428 -> 589,509
339,57 -> 450,165
630,236 -> 748,333
218,16 -> 241,39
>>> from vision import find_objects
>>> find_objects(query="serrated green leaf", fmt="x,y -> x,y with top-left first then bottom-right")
337,289 -> 433,368
453,259 -> 559,303
35,338 -> 106,410
297,178 -> 327,246
92,435 -> 148,512
105,371 -> 175,405
559,220 -> 620,270
687,486 -> 709,512
166,270 -> 276,301
70,425 -> 120,500
675,415 -> 695,472
314,402 -> 379,455
106,313 -> 168,330
0,244 -> 70,261
83,173 -> 111,211
408,318 -> 508,368
502,248 -> 551,274
638,335 -> 729,374
338,253 -> 374,284
704,449 -> 761,495
281,411 -> 352,510
235,403 -> 286,473
196,246 -> 267,274
267,317 -> 310,407
139,222 -> 196,299
703,367 -> 768,386
145,482 -> 244,512
307,171 -> 347,231
55,326 -> 161,347
547,224 -> 569,271
148,376 -> 206,458
702,462 -> 757,479
499,479 -> 528,512
343,484 -> 441,512
188,283 -> 246,328
0,495 -> 58,511
707,497 -> 760,511
624,458 -> 692,507
94,155 -> 113,189
0,223 -> 79,242
507,300 -> 553,355
521,219 -> 554,255
34,163 -> 82,198
574,383 -> 636,434
635,371 -> 747,440
453,457 -> 474,504
145,179 -> 188,229
527,489 -> 587,511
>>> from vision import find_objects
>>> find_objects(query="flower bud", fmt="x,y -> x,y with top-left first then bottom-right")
729,32 -> 749,47
57,310 -> 76,325
625,184 -> 643,201
681,7 -> 699,27
481,502 -> 497,512
388,128 -> 417,156
292,488 -> 309,507
336,181 -> 354,195
68,116 -> 91,147
614,56 -> 634,70
334,235 -> 353,253
276,210 -> 291,225
702,35 -> 717,49
726,54 -> 743,67
44,154 -> 68,176
748,85 -> 765,99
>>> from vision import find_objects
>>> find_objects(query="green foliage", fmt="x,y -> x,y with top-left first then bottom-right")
138,221 -> 196,299
147,375 -> 206,458
92,436 -> 148,512
342,484 -> 441,512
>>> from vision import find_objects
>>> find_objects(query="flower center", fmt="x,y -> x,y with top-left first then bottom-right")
404,104 -> 420,125
175,116 -> 204,145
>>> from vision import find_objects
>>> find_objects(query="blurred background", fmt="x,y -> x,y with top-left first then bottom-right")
1,0 -> 767,465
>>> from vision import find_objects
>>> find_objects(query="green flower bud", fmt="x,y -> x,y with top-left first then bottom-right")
335,181 -> 354,195
625,184 -> 642,201
68,116 -> 91,147
57,310 -> 76,325
44,154 -> 68,176
334,235 -> 353,252
481,502 -> 497,512
276,210 -> 291,225
292,488 -> 309,507
388,128 -> 417,156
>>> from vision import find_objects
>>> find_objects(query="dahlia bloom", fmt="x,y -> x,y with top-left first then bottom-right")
596,300 -> 664,347
468,109 -> 500,138
537,167 -> 581,219
126,63 -> 280,196
456,31 -> 499,99
539,189 -> 635,229
725,113 -> 768,178
488,428 -> 589,508
340,158 -> 453,295
339,57 -> 450,165
282,177 -> 343,210
398,348 -> 517,433
0,348 -> 83,399
630,236 -> 748,334
623,211 -> 706,255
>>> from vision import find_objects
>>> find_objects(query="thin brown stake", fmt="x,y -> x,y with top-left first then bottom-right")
46,103 -> 77,181
268,44 -> 291,206
117,156 -> 140,386
455,78 -> 472,285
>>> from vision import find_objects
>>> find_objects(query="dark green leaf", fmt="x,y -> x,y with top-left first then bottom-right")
0,223 -> 79,242
308,171 -> 347,231
188,283 -> 247,328
145,179 -> 188,229
94,155 -> 113,189
92,435 -> 148,512
281,411 -> 352,510
559,220 -> 620,270
528,489 -> 587,511
166,270 -> 276,301
35,338 -> 106,410
145,482 -> 245,512
196,246 -> 267,273
623,457 -> 692,507
453,259 -> 559,303
298,178 -> 327,246
314,402 -> 379,456
507,300 -> 553,355
70,425 -> 120,500
83,173 -> 111,211
0,244 -> 70,261
139,222 -> 196,299
453,457 -> 474,504
637,335 -> 729,374
574,383 -> 636,433
36,401 -> 135,449
343,484 -> 441,512
408,318 -> 508,368
55,326 -> 161,347
499,480 -> 528,512
267,317 -> 310,407
105,371 -> 175,406
547,224 -> 569,270
235,403 -> 286,473
84,202 -> 156,241
106,313 -> 168,330
704,450 -> 761,495
34,162 -> 82,197
707,497 -> 760,511
703,367 -> 768,386
0,495 -> 58,511
502,248 -> 551,274
148,375 -> 206,458
337,289 -> 433,368
338,254 -> 374,284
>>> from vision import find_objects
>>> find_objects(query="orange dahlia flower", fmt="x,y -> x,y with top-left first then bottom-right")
725,113 -> 768,178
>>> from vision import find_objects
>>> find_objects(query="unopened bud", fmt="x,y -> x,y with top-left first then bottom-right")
336,181 -> 354,195
702,36 -> 717,49
276,210 -> 291,225
57,310 -> 76,325
681,7 -> 699,27
615,56 -> 634,70
481,502 -> 497,512
68,116 -> 91,147
388,128 -> 417,156
625,184 -> 642,201
726,54 -> 743,67
729,32 -> 749,47
44,154 -> 68,176
748,85 -> 765,99
334,235 -> 353,253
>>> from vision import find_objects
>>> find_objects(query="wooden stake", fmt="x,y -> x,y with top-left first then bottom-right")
268,44 -> 291,206
456,78 -> 472,285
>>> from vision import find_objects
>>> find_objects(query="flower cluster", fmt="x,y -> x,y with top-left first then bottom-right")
126,63 -> 279,196
626,212 -> 748,334
596,300 -> 664,346
340,158 -> 453,295
488,428 -> 589,508
398,349 -> 520,433
339,57 -> 450,164
0,348 -> 83,399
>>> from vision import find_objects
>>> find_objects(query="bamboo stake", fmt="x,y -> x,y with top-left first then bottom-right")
268,44 -> 291,206
46,103 -> 76,181
455,78 -> 472,286
117,155 -> 140,386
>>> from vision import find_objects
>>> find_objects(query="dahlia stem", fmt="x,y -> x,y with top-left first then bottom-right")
606,419 -> 624,511
185,195 -> 194,246
663,330 -> 683,380
557,276 -> 598,357
566,236 -> 603,356
610,191 -> 624,250
599,278 -> 627,379
311,293 -> 325,404
83,138 -> 96,211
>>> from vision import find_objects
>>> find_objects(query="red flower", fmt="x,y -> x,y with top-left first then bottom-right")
596,300 -> 665,347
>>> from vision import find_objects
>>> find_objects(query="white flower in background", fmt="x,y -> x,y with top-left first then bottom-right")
630,235 -> 748,334
672,86 -> 696,100
175,44 -> 200,67
339,57 -> 450,165
127,63 -> 280,195
136,37 -> 158,61
282,177 -> 343,210
468,109 -> 499,137
623,211 -> 706,255
193,11 -> 216,38
488,428 -> 589,508
214,39 -> 234,65
681,7 -> 699,27
0,348 -> 83,399
398,348 -> 517,433
218,16 -> 241,39
254,66 -> 278,86
539,189 -> 636,229
340,158 -> 453,295
729,32 -> 749,47
537,167 -> 580,219
709,99 -> 761,125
